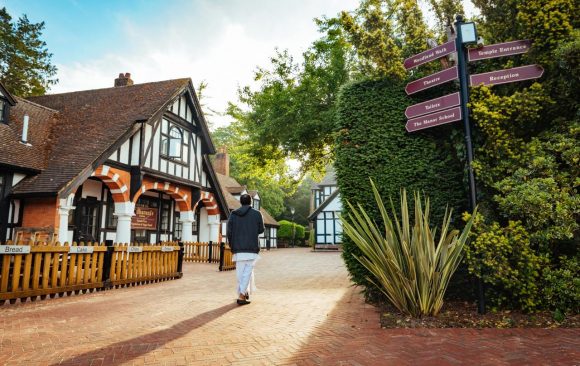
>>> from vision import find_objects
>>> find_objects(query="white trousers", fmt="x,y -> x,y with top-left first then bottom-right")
236,260 -> 256,296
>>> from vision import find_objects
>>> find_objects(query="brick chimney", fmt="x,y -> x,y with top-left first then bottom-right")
114,72 -> 134,87
213,146 -> 229,176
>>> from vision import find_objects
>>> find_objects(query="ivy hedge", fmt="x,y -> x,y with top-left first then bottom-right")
334,78 -> 468,294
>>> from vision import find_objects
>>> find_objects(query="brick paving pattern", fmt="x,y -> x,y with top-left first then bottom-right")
0,248 -> 578,365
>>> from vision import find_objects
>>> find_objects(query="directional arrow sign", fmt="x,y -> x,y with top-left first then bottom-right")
468,40 -> 531,62
404,40 -> 456,70
470,64 -> 544,87
406,106 -> 462,133
405,92 -> 461,119
405,66 -> 458,95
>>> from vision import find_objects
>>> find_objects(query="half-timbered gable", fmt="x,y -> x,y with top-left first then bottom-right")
0,74 -> 228,245
308,168 -> 342,249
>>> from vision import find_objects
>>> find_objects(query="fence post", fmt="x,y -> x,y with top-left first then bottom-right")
219,242 -> 225,271
177,241 -> 184,278
208,241 -> 213,263
102,240 -> 115,289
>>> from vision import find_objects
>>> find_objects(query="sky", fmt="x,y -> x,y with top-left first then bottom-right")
2,0 -> 476,129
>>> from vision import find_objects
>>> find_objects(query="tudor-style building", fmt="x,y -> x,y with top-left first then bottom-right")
212,149 -> 279,249
308,167 -> 342,249
0,74 -> 228,244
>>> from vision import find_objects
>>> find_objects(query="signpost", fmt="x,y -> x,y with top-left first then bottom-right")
405,92 -> 460,119
470,65 -> 544,86
402,15 -> 544,315
405,66 -> 458,95
404,40 -> 456,70
405,106 -> 462,132
468,40 -> 532,62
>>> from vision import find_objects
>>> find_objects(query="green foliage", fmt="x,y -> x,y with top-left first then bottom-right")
211,124 -> 293,217
0,7 -> 57,96
277,175 -> 315,226
542,256 -> 580,314
341,183 -> 475,317
277,220 -> 305,240
463,213 -> 548,311
335,78 -> 467,291
227,17 -> 354,173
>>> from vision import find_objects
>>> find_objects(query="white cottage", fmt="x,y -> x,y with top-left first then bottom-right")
308,168 -> 342,250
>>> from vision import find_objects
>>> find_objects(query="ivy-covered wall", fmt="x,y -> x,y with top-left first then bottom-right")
334,78 -> 467,290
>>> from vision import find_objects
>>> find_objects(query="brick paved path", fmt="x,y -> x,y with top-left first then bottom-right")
0,248 -> 578,365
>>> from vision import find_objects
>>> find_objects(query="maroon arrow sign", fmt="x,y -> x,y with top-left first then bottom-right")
405,92 -> 460,119
469,40 -> 531,62
406,106 -> 462,132
404,40 -> 456,70
470,64 -> 544,87
405,66 -> 458,95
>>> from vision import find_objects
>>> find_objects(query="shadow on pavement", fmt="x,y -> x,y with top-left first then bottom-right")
51,302 -> 238,366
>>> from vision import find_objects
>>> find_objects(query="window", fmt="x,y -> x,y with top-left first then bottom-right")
252,198 -> 260,210
106,193 -> 117,229
160,201 -> 170,232
160,120 -> 188,163
174,212 -> 182,240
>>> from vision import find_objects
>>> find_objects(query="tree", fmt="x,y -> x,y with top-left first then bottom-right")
0,7 -> 57,96
228,17 -> 354,173
211,122 -> 294,218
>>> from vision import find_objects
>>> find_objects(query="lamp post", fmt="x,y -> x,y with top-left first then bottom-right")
290,207 -> 295,248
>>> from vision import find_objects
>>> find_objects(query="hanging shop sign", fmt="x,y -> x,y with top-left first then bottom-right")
470,64 -> 544,87
405,92 -> 460,119
405,106 -> 462,132
131,207 -> 158,230
405,66 -> 458,95
468,40 -> 531,62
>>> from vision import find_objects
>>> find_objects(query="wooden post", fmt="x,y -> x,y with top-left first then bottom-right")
102,245 -> 114,289
177,241 -> 184,276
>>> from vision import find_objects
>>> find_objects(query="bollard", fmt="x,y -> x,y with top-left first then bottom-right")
208,241 -> 213,263
177,241 -> 184,278
266,239 -> 271,251
102,243 -> 115,289
219,242 -> 225,271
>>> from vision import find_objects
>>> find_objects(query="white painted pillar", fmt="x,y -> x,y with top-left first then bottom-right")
114,201 -> 135,244
208,214 -> 221,242
179,210 -> 195,242
57,198 -> 75,245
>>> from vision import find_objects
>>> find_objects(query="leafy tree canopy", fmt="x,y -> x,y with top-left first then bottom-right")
0,7 -> 57,96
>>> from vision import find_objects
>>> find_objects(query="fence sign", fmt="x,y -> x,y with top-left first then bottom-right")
69,246 -> 94,254
404,40 -> 456,70
405,92 -> 461,119
405,67 -> 458,95
161,246 -> 174,252
468,40 -> 531,62
132,207 -> 158,230
406,106 -> 462,132
128,246 -> 143,253
470,65 -> 544,87
0,245 -> 31,254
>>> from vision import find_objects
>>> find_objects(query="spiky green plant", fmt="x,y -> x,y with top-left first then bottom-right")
341,181 -> 476,317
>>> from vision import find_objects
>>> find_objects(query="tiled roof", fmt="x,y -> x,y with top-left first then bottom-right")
11,79 -> 189,195
216,173 -> 279,226
0,98 -> 58,172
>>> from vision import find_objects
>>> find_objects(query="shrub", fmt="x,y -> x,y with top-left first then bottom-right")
542,256 -> 580,314
335,78 -> 467,292
341,182 -> 475,317
277,220 -> 305,241
463,213 -> 548,312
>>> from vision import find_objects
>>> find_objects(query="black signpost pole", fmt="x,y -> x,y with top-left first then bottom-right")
455,15 -> 486,314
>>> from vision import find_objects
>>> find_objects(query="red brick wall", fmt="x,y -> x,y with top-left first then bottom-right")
21,197 -> 58,230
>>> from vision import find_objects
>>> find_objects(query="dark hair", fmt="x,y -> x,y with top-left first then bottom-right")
240,194 -> 252,206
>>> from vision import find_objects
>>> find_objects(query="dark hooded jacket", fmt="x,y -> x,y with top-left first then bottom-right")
227,205 -> 265,254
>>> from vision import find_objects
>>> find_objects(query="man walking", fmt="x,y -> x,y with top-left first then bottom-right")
227,194 -> 264,305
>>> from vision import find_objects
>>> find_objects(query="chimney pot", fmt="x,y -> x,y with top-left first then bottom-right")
114,72 -> 134,87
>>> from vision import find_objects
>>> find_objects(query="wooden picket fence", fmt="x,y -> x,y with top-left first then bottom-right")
183,242 -> 220,263
220,244 -> 236,271
108,243 -> 181,287
0,241 -> 183,304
